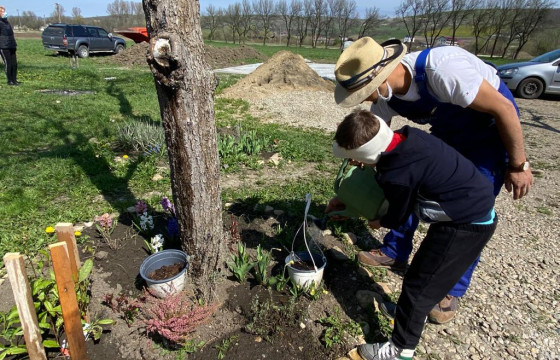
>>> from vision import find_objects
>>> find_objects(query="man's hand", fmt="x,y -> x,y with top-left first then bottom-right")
505,169 -> 534,200
367,219 -> 381,229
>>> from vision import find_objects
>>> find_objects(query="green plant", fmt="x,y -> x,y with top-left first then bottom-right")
214,334 -> 239,359
117,119 -> 166,156
254,244 -> 271,286
319,307 -> 363,349
227,242 -> 255,283
245,293 -> 303,341
103,293 -> 141,327
84,317 -> 116,341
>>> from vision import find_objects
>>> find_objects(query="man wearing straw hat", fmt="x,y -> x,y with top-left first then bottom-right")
332,38 -> 533,324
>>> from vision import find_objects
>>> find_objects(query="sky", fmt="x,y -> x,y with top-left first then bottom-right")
1,0 -> 400,19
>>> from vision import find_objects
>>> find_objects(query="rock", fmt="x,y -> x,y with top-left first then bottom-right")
329,246 -> 349,261
95,251 -> 108,260
264,205 -> 274,213
152,174 -> 163,181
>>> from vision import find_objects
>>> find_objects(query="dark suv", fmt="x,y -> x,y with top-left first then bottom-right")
42,24 -> 126,58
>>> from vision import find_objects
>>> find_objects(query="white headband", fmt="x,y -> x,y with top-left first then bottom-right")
332,116 -> 393,164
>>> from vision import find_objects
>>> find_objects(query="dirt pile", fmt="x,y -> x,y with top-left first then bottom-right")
222,51 -> 335,101
105,42 -> 267,69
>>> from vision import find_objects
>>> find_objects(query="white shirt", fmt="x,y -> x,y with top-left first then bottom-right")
372,46 -> 502,122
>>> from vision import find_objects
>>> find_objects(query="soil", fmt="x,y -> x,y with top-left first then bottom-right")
148,263 -> 184,281
105,42 -> 268,69
222,50 -> 335,100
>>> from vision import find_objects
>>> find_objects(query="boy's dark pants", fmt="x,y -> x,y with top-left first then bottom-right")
392,218 -> 498,349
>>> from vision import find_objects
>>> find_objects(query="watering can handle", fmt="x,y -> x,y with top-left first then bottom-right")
334,158 -> 350,193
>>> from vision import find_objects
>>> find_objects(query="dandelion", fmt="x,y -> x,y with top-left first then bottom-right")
45,226 -> 55,234
322,289 -> 329,295
123,155 -> 129,159
74,231 -> 82,237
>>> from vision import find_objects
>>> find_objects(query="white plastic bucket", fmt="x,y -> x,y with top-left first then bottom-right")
139,249 -> 188,298
285,251 -> 326,288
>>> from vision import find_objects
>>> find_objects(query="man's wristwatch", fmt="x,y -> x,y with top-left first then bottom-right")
508,160 -> 530,172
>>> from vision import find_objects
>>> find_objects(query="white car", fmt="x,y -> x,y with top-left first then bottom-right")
497,49 -> 560,99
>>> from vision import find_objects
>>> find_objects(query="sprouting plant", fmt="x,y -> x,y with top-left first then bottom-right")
144,234 -> 164,255
83,317 -> 116,341
94,213 -> 118,246
319,307 -> 363,349
103,293 -> 142,327
214,334 -> 239,359
267,273 -> 290,292
141,290 -> 217,346
228,214 -> 240,244
253,244 -> 271,286
227,242 -> 255,283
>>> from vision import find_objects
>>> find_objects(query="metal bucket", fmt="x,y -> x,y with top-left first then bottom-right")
139,249 -> 188,298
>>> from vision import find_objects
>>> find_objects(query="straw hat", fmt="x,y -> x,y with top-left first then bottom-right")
334,37 -> 406,108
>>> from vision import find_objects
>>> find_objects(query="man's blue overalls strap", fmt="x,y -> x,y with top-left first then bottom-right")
379,48 -> 519,297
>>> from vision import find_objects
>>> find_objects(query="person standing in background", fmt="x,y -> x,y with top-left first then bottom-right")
0,5 -> 19,86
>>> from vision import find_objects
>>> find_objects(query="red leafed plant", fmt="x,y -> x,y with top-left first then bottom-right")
141,289 -> 217,345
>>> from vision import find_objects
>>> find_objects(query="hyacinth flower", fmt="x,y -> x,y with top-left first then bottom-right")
139,212 -> 154,231
135,200 -> 148,215
161,196 -> 175,215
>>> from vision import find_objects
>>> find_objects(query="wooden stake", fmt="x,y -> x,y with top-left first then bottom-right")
55,223 -> 81,281
49,242 -> 89,360
3,253 -> 47,360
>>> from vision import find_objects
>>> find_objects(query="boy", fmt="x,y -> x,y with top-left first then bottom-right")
328,110 -> 497,359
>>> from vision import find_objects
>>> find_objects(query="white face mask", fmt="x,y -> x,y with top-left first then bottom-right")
377,82 -> 393,102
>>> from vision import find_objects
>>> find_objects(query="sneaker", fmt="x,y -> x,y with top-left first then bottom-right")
380,300 -> 397,319
357,249 -> 406,271
357,341 -> 415,360
428,295 -> 458,324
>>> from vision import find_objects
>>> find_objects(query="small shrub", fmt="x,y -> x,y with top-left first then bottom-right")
117,120 -> 166,156
103,293 -> 142,327
141,290 -> 216,346
319,307 -> 363,349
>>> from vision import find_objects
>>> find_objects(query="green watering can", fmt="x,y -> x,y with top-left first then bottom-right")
328,159 -> 388,220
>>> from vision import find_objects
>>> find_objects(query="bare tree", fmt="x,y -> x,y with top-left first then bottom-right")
71,7 -> 83,24
500,0 -> 525,58
296,0 -> 314,46
358,7 -> 381,38
488,0 -> 514,57
225,3 -> 242,43
142,0 -> 225,303
253,0 -> 275,45
512,0 -> 554,58
51,3 -> 65,23
448,0 -> 477,45
421,0 -> 452,47
309,0 -> 326,47
396,0 -> 424,51
471,0 -> 494,54
240,0 -> 253,43
335,0 -> 357,48
21,11 -> 42,30
277,0 -> 302,46
204,4 -> 220,40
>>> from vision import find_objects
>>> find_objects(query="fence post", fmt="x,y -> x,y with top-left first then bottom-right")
55,223 -> 81,281
49,242 -> 89,360
3,253 -> 47,360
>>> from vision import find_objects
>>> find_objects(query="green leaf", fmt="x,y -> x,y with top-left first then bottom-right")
6,345 -> 28,355
42,339 -> 60,348
96,318 -> 115,325
38,322 -> 51,330
78,259 -> 94,283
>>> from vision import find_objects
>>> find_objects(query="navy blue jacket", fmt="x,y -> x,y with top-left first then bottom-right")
0,18 -> 16,49
376,126 -> 494,229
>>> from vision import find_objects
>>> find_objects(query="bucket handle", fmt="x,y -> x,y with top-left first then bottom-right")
291,193 -> 325,272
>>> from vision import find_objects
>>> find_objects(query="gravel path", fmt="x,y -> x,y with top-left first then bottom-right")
237,90 -> 560,359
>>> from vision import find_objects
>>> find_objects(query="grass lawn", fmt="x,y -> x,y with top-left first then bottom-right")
0,39 -> 338,266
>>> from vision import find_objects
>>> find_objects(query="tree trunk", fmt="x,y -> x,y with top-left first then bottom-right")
142,0 -> 225,303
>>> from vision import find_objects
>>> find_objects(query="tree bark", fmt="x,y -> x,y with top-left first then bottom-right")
143,0 -> 225,303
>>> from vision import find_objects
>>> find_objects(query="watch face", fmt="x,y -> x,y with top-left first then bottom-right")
522,161 -> 530,171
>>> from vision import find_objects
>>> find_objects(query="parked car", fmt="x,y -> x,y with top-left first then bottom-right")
42,23 -> 126,58
497,49 -> 560,99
